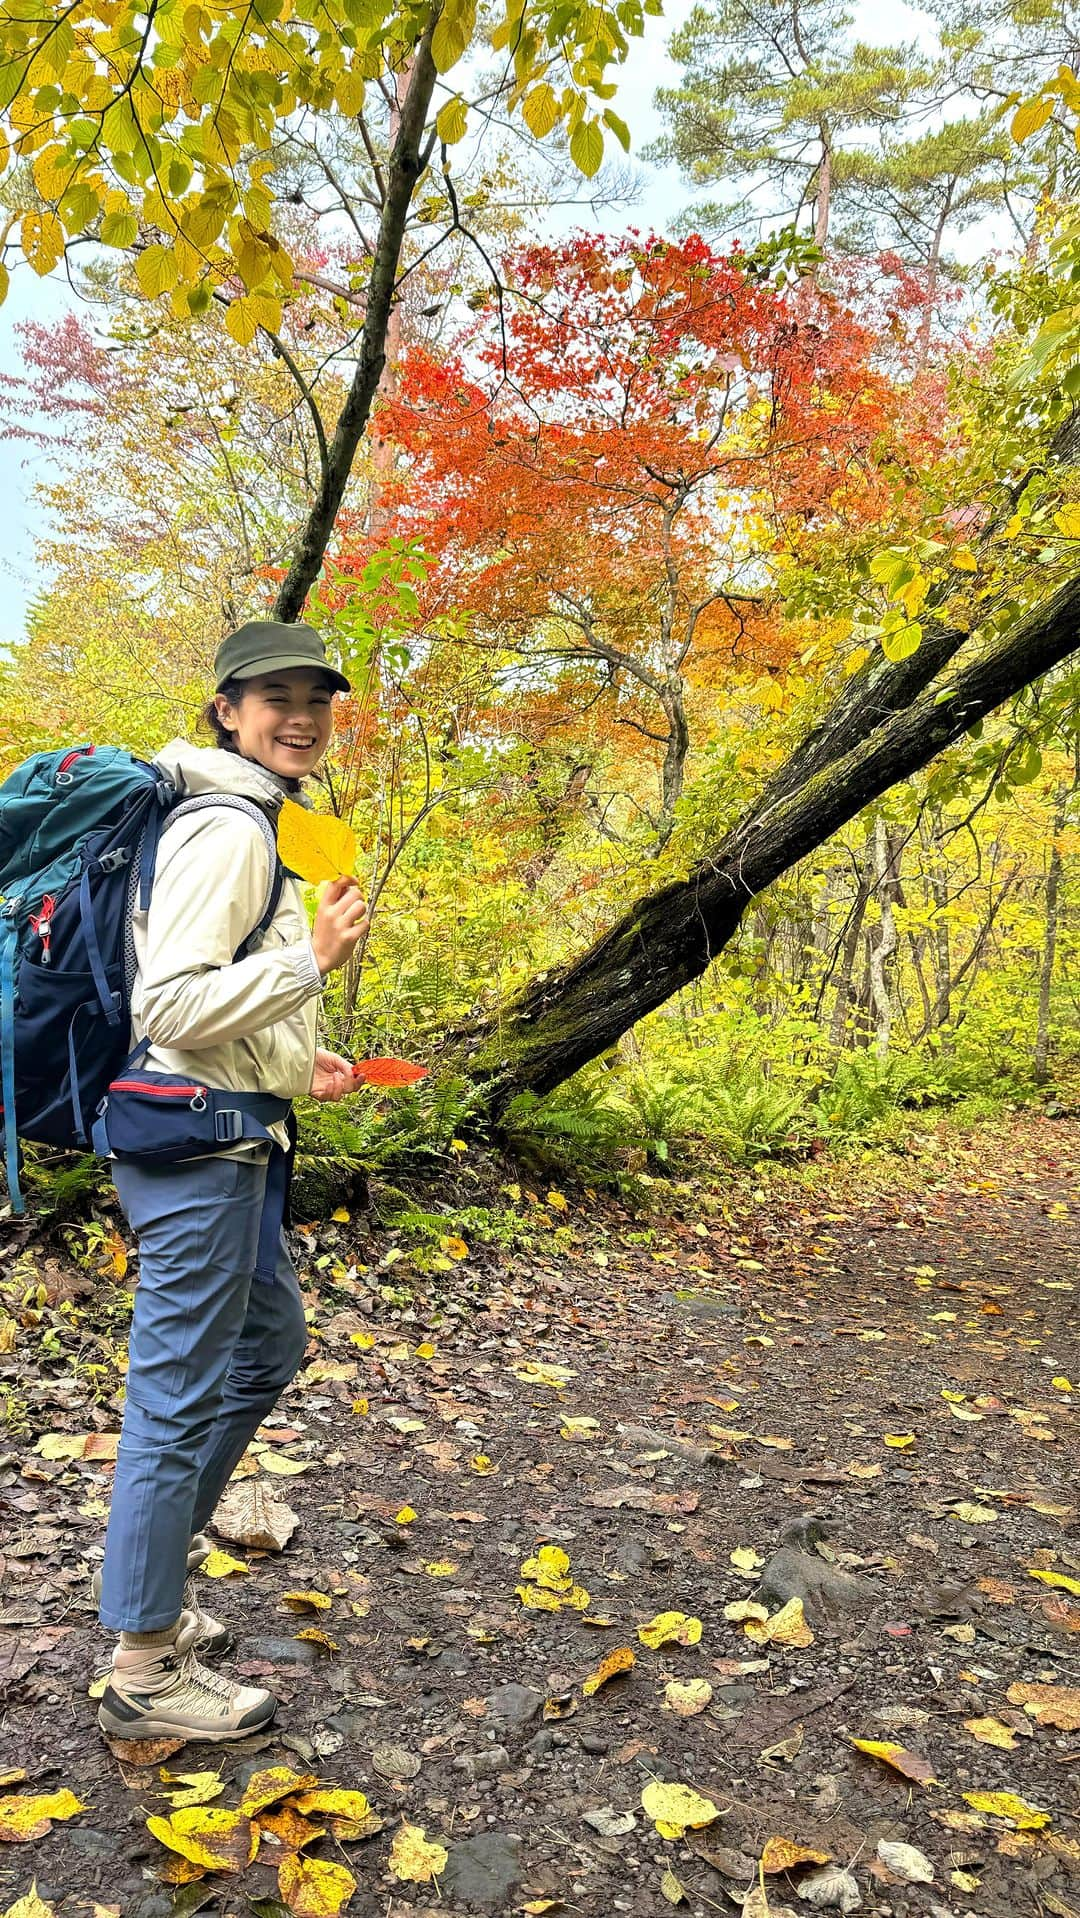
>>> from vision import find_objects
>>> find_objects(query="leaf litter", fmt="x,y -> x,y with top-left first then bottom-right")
0,1111 -> 1075,1918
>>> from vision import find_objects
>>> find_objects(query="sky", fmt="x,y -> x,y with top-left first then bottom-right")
0,0 -> 1006,648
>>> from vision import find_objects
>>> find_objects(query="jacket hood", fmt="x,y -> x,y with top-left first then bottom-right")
153,739 -> 297,815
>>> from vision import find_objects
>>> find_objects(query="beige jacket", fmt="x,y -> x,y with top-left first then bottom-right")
128,740 -> 325,1153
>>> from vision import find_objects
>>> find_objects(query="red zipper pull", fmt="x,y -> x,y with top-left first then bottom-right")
30,894 -> 56,966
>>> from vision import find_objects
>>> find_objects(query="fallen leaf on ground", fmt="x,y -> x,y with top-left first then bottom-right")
238,1768 -> 318,1816
293,1788 -> 372,1820
796,1864 -> 861,1910
1027,1569 -> 1080,1595
145,1807 -> 258,1872
964,1717 -> 1018,1749
582,1646 -> 635,1695
724,1600 -> 769,1624
158,1770 -> 227,1809
850,1739 -> 938,1786
1,1884 -> 55,1918
212,1479 -> 298,1550
661,1867 -> 687,1905
760,1836 -> 830,1873
950,1503 -> 997,1524
1006,1682 -> 1080,1730
638,1611 -> 703,1649
387,1823 -> 448,1883
513,1362 -> 575,1389
745,1598 -> 814,1648
876,1839 -> 933,1884
202,1549 -> 249,1577
664,1678 -> 713,1716
294,1628 -> 340,1653
731,1546 -> 764,1572
280,1590 -> 332,1612
962,1790 -> 1050,1829
641,1781 -> 723,1839
278,1850 -> 357,1915
0,1791 -> 84,1843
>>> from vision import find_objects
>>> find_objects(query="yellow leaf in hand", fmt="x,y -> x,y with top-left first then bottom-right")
277,797 -> 356,884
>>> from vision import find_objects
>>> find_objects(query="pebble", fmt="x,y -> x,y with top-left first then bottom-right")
246,1635 -> 319,1666
485,1681 -> 546,1732
454,1745 -> 512,1780
441,1831 -> 523,1904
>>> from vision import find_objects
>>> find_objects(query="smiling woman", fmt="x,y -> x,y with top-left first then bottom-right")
89,617 -> 370,1749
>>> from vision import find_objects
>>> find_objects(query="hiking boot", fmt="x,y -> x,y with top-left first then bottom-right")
97,1610 -> 276,1743
91,1534 -> 234,1660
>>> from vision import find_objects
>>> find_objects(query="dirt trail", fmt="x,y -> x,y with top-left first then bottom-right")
0,1116 -> 1077,1917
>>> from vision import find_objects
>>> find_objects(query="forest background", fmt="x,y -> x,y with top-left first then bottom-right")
1,0 -> 1079,1211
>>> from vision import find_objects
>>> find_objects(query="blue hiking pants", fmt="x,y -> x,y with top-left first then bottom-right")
97,1154 -> 308,1632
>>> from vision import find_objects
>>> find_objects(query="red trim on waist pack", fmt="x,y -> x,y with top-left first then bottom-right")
109,1081 -> 208,1098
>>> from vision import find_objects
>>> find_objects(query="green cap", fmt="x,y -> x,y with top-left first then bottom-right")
214,620 -> 351,694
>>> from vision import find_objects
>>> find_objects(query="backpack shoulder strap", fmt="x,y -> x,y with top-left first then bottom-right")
150,794 -> 284,957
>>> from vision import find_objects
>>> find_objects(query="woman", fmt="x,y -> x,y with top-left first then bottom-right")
94,619 -> 368,1743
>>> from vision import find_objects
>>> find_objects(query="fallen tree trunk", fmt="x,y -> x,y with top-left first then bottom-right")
453,572 -> 1080,1107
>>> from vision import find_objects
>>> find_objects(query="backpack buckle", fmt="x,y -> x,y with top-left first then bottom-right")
98,849 -> 131,873
214,1108 -> 243,1143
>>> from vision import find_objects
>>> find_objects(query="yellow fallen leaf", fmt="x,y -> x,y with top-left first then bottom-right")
349,1331 -> 375,1349
87,1673 -> 108,1700
883,1434 -> 916,1449
395,1506 -> 417,1524
1028,1568 -> 1080,1596
293,1789 -> 371,1819
664,1679 -> 713,1716
1052,1376 -> 1073,1391
278,1849 -> 357,1915
471,1454 -> 495,1473
387,1822 -> 448,1883
202,1548 -> 249,1577
745,1598 -> 814,1648
145,1807 -> 258,1872
850,1739 -> 938,1786
255,1804 -> 326,1850
730,1546 -> 763,1572
560,1417 -> 601,1439
964,1717 -> 1019,1750
724,1599 -> 769,1624
414,1342 -> 436,1359
521,1546 -> 571,1588
35,1434 -> 87,1460
637,1611 -> 703,1649
439,1235 -> 469,1260
640,1781 -> 723,1840
158,1770 -> 227,1809
294,1628 -> 340,1653
0,1792 -> 85,1843
951,1870 -> 980,1892
582,1646 -> 635,1695
281,1590 -> 332,1613
951,1503 -> 997,1524
238,1767 -> 318,1817
1006,1681 -> 1080,1731
277,797 -> 356,885
847,1461 -> 882,1479
962,1791 -> 1049,1829
760,1836 -> 830,1873
517,1584 -> 564,1611
259,1452 -> 312,1476
423,1560 -> 459,1577
1,1887 -> 55,1918
0,1775 -> 26,1790
513,1361 -> 574,1388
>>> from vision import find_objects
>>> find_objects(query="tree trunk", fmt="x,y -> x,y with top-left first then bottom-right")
1034,785 -> 1070,1084
449,570 -> 1080,1108
829,859 -> 871,1052
655,681 -> 690,851
273,26 -> 439,621
814,133 -> 832,249
868,815 -> 898,1055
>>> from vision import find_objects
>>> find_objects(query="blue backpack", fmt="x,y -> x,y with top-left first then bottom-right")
0,743 -> 284,1215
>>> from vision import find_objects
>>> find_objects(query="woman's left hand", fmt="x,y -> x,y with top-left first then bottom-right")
309,1048 -> 355,1103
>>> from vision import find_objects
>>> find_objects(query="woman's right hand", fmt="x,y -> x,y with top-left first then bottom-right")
312,878 -> 370,976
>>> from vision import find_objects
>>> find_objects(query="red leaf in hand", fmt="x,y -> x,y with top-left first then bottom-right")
351,1057 -> 428,1086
